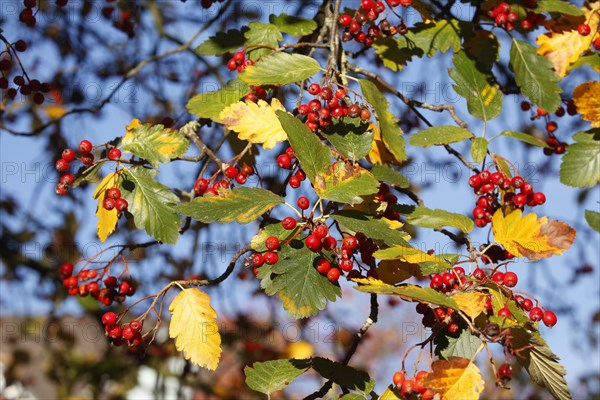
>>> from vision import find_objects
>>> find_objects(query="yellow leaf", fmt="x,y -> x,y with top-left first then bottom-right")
536,3 -> 600,78
169,288 -> 222,370
573,81 -> 600,127
380,387 -> 402,399
123,118 -> 143,143
452,292 -> 488,320
491,209 -> 576,260
423,357 -> 484,400
286,340 -> 314,359
220,98 -> 288,149
367,125 -> 400,165
44,104 -> 67,119
93,172 -> 121,242
376,260 -> 422,285
374,245 -> 450,265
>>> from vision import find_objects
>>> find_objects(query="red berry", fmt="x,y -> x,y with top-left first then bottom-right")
468,175 -> 482,189
79,139 -> 93,153
224,166 -> 238,179
129,320 -> 142,333
430,274 -> 443,289
104,276 -> 118,288
342,236 -> 358,250
546,121 -> 558,133
297,104 -> 309,115
340,259 -> 353,272
106,324 -> 122,339
14,40 -> 28,52
472,268 -> 485,280
492,271 -> 504,284
265,236 -> 280,251
513,193 -> 527,207
282,217 -> 297,230
442,272 -> 456,286
497,307 -> 512,317
102,312 -> 118,326
277,153 -> 292,169
103,198 -> 116,211
233,51 -> 245,62
334,88 -> 346,99
392,371 -> 405,387
499,363 -> 512,380
108,148 -> 121,160
322,236 -> 337,250
473,206 -> 485,219
400,380 -> 415,398
115,198 -> 128,212
241,164 -> 254,176
55,158 -> 69,172
503,271 -> 518,287
227,59 -> 237,71
422,389 -> 435,400
327,268 -> 341,282
305,234 -> 322,252
447,322 -> 460,334
235,174 -> 247,185
194,178 -> 209,195
121,326 -> 135,340
251,253 -> 264,267
521,298 -> 533,311
543,310 -> 557,327
119,281 -> 130,294
316,258 -> 331,274
578,23 -> 591,36
339,14 -> 352,26
60,263 -> 74,278
533,192 -> 546,205
308,83 -> 321,95
529,307 -> 544,321
81,153 -> 94,165
62,148 -> 76,162
107,187 -> 121,200
289,175 -> 301,188
297,196 -> 310,210
264,251 -> 279,265
314,225 -> 329,239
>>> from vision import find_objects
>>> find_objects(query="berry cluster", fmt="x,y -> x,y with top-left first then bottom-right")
392,370 -> 436,400
468,170 -> 546,228
486,1 -> 544,31
60,262 -> 136,306
55,140 -> 97,195
1,39 -> 51,104
19,0 -> 69,27
338,0 -> 413,47
297,84 -> 371,133
102,187 -> 129,213
226,50 -> 254,73
101,312 -> 144,351
418,301 -> 462,337
276,147 -> 307,189
250,235 -> 281,276
499,363 -> 512,381
428,266 -> 469,293
193,163 -> 255,196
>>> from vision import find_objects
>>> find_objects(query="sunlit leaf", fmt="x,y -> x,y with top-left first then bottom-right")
169,288 -> 221,370
491,209 -> 576,260
238,52 -> 321,86
573,81 -> 600,128
269,13 -> 317,36
186,79 -> 251,123
93,171 -> 122,242
121,123 -> 189,168
244,359 -> 310,395
560,130 -> 600,188
422,357 -> 484,400
220,98 -> 288,149
352,278 -> 458,309
244,22 -> 282,60
409,126 -> 474,148
452,291 -> 488,320
314,162 -> 380,205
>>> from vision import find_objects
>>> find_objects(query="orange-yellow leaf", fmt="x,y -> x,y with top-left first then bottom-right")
219,98 -> 288,149
93,172 -> 121,242
367,125 -> 400,165
452,292 -> 488,320
536,3 -> 600,78
422,357 -> 484,400
376,260 -> 422,285
573,81 -> 600,128
123,118 -> 143,143
44,104 -> 67,119
491,209 -> 576,260
169,288 -> 222,370
286,340 -> 314,359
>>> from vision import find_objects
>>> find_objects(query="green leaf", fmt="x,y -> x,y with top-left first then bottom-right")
380,387 -> 402,399
314,162 -> 380,205
72,162 -> 104,189
500,131 -> 551,148
471,138 -> 488,163
560,130 -> 600,188
398,205 -> 474,233
487,287 -> 530,325
312,357 -> 375,394
238,52 -> 321,86
464,30 -> 499,73
353,278 -> 458,309
449,51 -> 502,121
509,39 -> 562,113
121,124 -> 189,168
120,167 -> 180,244
585,210 -> 600,233
436,329 -> 483,360
269,13 -> 317,36
323,117 -> 373,161
258,242 -> 341,319
244,359 -> 311,395
244,22 -> 282,60
512,329 -> 572,400
373,246 -> 453,271
186,79 -> 251,123
372,37 -> 422,71
195,29 -> 246,56
409,126 -> 474,148
277,111 -> 331,182
332,210 -> 410,247
409,20 -> 463,57
534,0 -> 583,16
339,394 -> 367,400
569,54 -> 600,72
250,221 -> 301,252
359,79 -> 406,163
370,164 -> 410,188
178,187 -> 283,225
419,254 -> 460,275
